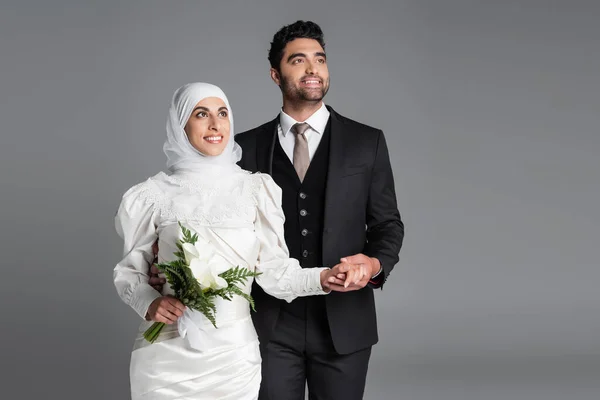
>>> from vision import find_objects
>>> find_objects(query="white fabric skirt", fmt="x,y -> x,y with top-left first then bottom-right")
129,317 -> 261,400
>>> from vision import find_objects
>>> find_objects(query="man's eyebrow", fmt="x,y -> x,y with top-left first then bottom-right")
287,52 -> 327,62
287,52 -> 307,62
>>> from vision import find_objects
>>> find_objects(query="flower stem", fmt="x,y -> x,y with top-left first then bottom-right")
143,322 -> 165,343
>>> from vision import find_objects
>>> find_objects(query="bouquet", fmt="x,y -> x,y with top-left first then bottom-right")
143,222 -> 260,343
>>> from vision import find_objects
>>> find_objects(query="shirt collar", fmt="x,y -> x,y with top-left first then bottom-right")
279,102 -> 330,137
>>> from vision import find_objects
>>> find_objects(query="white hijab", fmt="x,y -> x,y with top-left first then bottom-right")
163,82 -> 242,172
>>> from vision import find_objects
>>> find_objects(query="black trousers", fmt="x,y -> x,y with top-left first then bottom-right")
258,297 -> 372,400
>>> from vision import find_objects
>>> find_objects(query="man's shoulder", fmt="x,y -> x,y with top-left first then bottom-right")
236,119 -> 276,145
330,108 -> 382,136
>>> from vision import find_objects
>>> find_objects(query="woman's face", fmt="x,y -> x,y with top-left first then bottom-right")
184,97 -> 230,156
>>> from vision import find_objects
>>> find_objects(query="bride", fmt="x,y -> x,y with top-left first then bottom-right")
113,83 -> 365,399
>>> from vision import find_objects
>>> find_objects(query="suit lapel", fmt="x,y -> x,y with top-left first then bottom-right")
323,107 -> 347,263
324,106 -> 347,204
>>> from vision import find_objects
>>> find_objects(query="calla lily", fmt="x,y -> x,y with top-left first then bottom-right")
181,237 -> 214,265
207,258 -> 230,290
184,240 -> 230,290
189,258 -> 229,290
189,258 -> 212,288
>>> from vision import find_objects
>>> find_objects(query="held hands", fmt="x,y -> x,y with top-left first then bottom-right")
324,253 -> 381,292
320,262 -> 368,292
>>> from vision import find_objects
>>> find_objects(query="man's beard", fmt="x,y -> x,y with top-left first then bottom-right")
280,75 -> 329,102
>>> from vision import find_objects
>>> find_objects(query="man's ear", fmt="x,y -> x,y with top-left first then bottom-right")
270,68 -> 281,86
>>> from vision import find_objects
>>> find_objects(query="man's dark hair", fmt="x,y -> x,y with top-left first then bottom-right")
268,20 -> 325,72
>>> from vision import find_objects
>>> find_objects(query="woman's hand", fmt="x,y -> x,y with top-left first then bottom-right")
145,296 -> 186,324
320,263 -> 367,292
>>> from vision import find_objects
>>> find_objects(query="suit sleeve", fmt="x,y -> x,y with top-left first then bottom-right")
363,131 -> 404,288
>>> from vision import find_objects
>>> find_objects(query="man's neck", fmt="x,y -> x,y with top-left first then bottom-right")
281,100 -> 323,122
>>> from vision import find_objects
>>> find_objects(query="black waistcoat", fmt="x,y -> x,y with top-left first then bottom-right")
271,119 -> 331,317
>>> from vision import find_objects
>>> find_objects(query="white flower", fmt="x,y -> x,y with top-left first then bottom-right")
182,238 -> 214,264
189,258 -> 229,290
182,239 -> 229,290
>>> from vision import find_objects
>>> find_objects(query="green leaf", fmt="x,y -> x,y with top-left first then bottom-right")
148,224 -> 261,331
229,285 -> 256,311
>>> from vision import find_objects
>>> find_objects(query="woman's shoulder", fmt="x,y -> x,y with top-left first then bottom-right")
245,172 -> 282,202
123,171 -> 166,195
245,171 -> 271,184
118,172 -> 167,211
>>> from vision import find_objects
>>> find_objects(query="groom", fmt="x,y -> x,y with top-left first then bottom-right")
153,21 -> 403,400
235,20 -> 404,400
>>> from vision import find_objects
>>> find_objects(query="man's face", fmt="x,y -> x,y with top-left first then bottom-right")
271,38 -> 330,102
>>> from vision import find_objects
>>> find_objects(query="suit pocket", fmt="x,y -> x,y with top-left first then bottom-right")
341,163 -> 368,178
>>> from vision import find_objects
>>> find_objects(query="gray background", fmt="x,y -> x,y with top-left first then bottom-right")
1,1 -> 599,399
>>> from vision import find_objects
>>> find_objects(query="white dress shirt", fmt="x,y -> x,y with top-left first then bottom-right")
277,102 -> 330,163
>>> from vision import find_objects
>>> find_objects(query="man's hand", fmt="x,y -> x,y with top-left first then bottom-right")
145,296 -> 185,324
320,262 -> 368,292
326,254 -> 381,292
149,240 -> 166,291
341,254 -> 381,278
150,264 -> 166,291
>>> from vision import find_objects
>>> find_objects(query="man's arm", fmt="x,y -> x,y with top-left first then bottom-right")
328,130 -> 404,291
361,130 -> 404,288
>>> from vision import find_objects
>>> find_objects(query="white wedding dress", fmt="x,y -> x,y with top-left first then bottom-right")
114,167 -> 327,399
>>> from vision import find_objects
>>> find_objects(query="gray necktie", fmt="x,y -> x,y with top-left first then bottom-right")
291,122 -> 311,182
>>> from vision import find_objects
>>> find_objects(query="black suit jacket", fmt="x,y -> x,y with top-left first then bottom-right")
235,106 -> 404,354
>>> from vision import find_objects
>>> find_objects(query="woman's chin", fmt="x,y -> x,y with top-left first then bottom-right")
192,145 -> 226,157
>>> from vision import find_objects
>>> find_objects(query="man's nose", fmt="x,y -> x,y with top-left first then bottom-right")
305,60 -> 317,74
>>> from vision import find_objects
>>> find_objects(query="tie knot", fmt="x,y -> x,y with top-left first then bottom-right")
291,122 -> 310,136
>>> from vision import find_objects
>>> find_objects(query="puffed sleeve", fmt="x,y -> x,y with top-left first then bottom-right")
113,182 -> 162,319
253,174 -> 328,302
